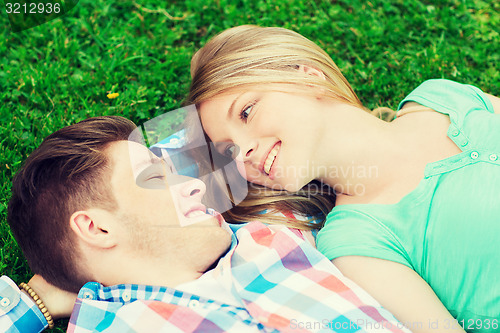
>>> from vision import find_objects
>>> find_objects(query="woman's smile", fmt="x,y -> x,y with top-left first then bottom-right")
263,141 -> 281,178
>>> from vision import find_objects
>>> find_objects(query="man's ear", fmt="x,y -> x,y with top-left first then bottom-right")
69,211 -> 117,249
297,64 -> 326,80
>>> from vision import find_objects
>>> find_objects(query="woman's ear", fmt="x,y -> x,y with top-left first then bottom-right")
69,210 -> 117,249
297,64 -> 326,80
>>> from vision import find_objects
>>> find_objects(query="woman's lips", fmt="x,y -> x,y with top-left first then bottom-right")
263,142 -> 281,176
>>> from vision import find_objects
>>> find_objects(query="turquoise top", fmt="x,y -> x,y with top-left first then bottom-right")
316,79 -> 500,330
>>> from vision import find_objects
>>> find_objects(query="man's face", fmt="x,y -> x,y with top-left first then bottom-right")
104,140 -> 232,268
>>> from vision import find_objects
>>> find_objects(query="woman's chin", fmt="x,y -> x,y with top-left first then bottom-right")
247,175 -> 310,193
269,179 -> 308,193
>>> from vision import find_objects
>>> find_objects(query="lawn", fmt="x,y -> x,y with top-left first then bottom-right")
0,0 -> 499,331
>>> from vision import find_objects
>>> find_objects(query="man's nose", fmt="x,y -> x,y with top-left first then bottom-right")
180,178 -> 206,198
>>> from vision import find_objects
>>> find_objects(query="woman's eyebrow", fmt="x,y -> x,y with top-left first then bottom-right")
227,92 -> 246,119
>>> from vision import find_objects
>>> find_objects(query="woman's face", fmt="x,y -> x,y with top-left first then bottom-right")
199,88 -> 327,192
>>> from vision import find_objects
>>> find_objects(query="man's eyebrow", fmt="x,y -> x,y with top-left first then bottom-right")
227,92 -> 246,120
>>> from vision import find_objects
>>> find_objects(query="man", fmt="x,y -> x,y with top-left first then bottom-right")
1,116 -> 408,332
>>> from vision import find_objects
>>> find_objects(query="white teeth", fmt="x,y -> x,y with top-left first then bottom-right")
186,210 -> 205,218
264,144 -> 280,175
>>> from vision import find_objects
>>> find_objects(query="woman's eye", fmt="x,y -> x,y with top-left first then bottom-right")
239,103 -> 255,122
224,145 -> 236,158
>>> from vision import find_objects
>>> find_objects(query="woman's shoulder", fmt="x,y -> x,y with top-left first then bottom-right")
398,79 -> 492,115
404,78 -> 467,95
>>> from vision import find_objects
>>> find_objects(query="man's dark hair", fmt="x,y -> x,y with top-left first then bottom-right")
8,116 -> 137,292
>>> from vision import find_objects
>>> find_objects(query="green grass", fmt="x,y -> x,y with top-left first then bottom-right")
0,0 -> 499,331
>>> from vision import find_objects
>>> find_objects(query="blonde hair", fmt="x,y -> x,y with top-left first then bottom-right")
188,25 -> 363,109
186,25 -> 384,229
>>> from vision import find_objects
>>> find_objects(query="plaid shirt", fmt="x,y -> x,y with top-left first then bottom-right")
1,222 -> 409,332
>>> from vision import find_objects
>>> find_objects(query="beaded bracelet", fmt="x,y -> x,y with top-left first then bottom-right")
19,282 -> 55,329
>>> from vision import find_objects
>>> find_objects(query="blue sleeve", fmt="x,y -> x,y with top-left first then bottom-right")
316,210 -> 413,269
0,276 -> 48,333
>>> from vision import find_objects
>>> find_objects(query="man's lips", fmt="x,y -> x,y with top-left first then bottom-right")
184,204 -> 207,218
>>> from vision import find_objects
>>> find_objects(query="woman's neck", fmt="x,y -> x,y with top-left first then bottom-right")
314,102 -> 415,201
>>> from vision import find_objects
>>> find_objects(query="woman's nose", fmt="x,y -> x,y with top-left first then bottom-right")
180,178 -> 207,198
243,140 -> 258,161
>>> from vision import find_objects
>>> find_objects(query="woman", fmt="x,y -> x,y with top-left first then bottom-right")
188,25 -> 500,332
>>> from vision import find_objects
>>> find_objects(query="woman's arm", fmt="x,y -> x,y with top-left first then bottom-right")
333,256 -> 466,333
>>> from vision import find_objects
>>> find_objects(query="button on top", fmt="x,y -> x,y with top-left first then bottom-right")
82,292 -> 93,300
0,298 -> 10,307
490,154 -> 498,161
461,140 -> 469,147
470,152 -> 479,159
188,299 -> 201,309
169,138 -> 179,145
451,130 -> 460,137
122,291 -> 131,302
